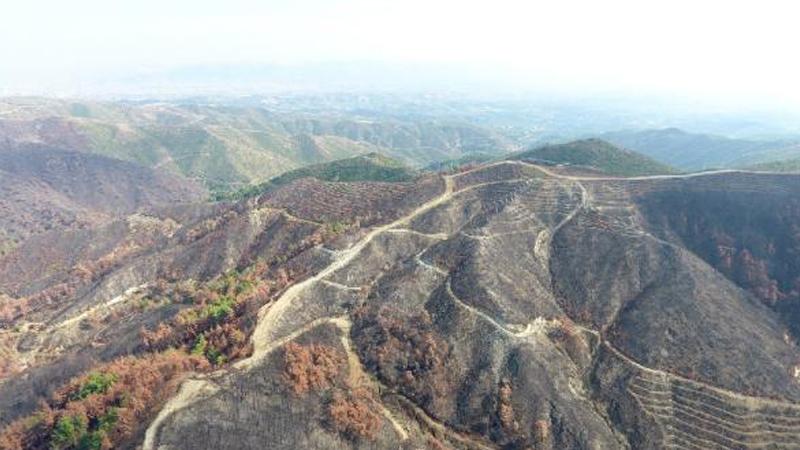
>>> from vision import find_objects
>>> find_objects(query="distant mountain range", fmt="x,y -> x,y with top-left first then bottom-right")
602,127 -> 800,171
0,98 -> 518,194
748,157 -> 800,172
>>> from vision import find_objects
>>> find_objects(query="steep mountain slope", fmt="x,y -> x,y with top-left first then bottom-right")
603,128 -> 800,171
0,144 -> 204,257
510,139 -> 676,176
633,173 -> 800,336
143,162 -> 799,450
1,159 -> 799,450
0,173 -> 443,446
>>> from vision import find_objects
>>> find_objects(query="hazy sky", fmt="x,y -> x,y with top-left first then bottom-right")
3,0 -> 799,105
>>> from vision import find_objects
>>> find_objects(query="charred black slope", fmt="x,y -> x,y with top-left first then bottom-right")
632,172 -> 800,339
0,172 -> 443,447
2,158 -> 800,450
0,145 -> 205,256
139,162 -> 800,450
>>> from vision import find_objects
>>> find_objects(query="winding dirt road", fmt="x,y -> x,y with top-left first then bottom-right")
143,161 -> 800,449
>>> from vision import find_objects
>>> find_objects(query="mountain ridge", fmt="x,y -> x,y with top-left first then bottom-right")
509,138 -> 677,176
603,127 -> 800,170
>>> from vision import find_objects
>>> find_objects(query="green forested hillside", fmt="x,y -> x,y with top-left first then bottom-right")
424,152 -> 495,172
748,158 -> 800,172
510,139 -> 676,176
217,153 -> 417,200
602,128 -> 800,171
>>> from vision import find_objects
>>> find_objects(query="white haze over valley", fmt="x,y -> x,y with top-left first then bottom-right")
2,0 -> 799,115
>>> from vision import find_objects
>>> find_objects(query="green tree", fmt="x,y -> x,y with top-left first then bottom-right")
51,415 -> 87,449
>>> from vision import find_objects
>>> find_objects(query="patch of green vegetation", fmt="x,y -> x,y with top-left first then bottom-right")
50,407 -> 118,450
0,240 -> 16,258
69,372 -> 117,401
51,415 -> 87,449
219,270 -> 254,296
424,152 -> 496,172
206,347 -> 226,366
145,127 -> 246,185
216,152 -> 417,201
265,152 -> 415,186
202,296 -> 235,322
191,333 -> 226,365
11,100 -> 522,195
191,335 -> 207,356
327,221 -> 349,234
747,157 -> 800,172
76,121 -> 250,190
69,103 -> 92,118
509,139 -> 677,177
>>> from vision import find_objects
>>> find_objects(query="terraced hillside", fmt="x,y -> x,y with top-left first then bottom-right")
2,157 -> 799,449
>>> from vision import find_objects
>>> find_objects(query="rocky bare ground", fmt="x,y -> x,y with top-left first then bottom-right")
2,160 -> 800,449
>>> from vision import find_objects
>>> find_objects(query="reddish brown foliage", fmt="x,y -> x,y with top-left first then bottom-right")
140,322 -> 176,350
642,192 -> 800,306
497,379 -> 520,434
2,242 -> 142,327
352,307 -> 450,409
3,282 -> 78,325
0,294 -> 27,325
140,253 -> 320,368
0,352 -> 208,450
426,437 -> 451,450
139,269 -> 278,364
203,322 -> 251,361
327,388 -> 382,441
0,402 -> 55,450
533,418 -> 552,447
548,316 -> 589,363
69,241 -> 140,284
182,211 -> 239,244
282,342 -> 344,395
